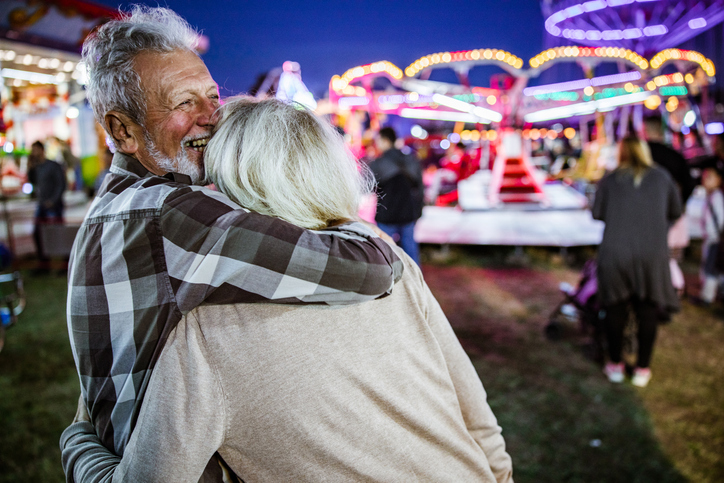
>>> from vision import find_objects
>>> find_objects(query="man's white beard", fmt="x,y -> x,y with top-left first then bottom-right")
145,133 -> 205,185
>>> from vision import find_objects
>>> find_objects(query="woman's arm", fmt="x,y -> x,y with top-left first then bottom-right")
591,176 -> 607,222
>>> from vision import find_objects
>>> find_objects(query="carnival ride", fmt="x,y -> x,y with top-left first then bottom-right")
328,40 -> 716,208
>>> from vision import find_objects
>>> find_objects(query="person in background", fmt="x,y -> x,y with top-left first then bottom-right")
697,165 -> 724,305
593,136 -> 682,388
370,127 -> 424,265
62,96 -> 514,483
27,140 -> 66,272
643,115 -> 695,295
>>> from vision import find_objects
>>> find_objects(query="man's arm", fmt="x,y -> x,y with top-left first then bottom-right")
61,312 -> 225,482
160,186 -> 403,312
419,274 -> 514,483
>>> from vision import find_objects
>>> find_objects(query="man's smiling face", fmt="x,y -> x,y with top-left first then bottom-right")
134,49 -> 220,183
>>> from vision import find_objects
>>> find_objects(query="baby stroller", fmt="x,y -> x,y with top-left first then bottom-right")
545,260 -> 607,363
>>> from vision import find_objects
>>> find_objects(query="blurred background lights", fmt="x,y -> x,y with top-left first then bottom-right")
644,95 -> 662,110
440,139 -> 451,149
563,127 -> 576,139
705,123 -> 724,135
683,110 -> 696,127
66,106 -> 80,119
448,132 -> 461,143
410,125 -> 428,139
22,183 -> 33,195
3,142 -> 13,154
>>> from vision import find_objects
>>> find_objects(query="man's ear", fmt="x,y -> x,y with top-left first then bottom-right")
105,111 -> 141,155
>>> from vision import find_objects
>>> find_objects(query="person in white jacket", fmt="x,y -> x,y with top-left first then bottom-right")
699,166 -> 724,304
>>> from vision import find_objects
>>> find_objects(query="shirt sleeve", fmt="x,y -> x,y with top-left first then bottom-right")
60,313 -> 226,482
418,270 -> 514,483
159,186 -> 404,312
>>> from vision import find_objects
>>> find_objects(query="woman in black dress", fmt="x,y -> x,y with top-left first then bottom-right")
592,135 -> 682,387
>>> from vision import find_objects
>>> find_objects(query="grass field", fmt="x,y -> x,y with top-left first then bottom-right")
0,246 -> 722,482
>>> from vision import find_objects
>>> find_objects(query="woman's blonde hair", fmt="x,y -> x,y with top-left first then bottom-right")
617,135 -> 653,186
204,97 -> 372,229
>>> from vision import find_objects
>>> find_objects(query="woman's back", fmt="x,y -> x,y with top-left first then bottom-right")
118,248 -> 513,482
593,165 -> 682,311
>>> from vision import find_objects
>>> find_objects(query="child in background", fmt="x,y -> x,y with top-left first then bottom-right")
699,166 -> 724,304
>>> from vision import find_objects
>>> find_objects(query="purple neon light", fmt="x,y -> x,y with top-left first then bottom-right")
546,0 -> 672,39
523,71 -> 641,96
689,18 -> 707,29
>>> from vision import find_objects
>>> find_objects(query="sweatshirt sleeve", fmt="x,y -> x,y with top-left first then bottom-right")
61,313 -> 226,482
419,274 -> 514,483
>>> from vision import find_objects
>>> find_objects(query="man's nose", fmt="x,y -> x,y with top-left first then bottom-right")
197,97 -> 220,127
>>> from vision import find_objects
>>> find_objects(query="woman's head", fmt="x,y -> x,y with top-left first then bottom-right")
617,135 -> 653,184
204,97 -> 371,229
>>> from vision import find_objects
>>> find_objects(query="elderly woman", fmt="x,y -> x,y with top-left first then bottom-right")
593,135 -> 681,388
62,97 -> 514,483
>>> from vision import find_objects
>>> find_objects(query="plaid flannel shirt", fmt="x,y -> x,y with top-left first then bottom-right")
67,153 -> 403,455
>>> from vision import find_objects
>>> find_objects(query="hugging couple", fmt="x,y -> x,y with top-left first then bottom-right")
61,6 -> 513,483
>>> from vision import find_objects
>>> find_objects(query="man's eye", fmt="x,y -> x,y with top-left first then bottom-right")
178,100 -> 192,107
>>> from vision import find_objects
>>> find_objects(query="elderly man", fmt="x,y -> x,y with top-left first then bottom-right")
62,5 -> 402,465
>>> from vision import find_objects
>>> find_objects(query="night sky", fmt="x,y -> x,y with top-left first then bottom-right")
92,0 -> 546,97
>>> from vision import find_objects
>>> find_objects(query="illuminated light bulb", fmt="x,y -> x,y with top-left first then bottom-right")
564,47 -> 572,56
483,50 -> 493,60
471,50 -> 480,60
685,73 -> 694,84
487,130 -> 497,141
564,127 -> 576,139
515,59 -> 523,69
461,130 -> 471,141
343,85 -> 356,95
486,95 -> 496,105
408,92 -> 419,102
654,76 -> 665,86
405,68 -> 414,77
683,110 -> 696,127
23,54 -> 33,65
471,130 -> 481,141
547,130 -> 558,140
353,67 -> 364,77
522,129 -> 530,139
644,95 -> 661,110
5,50 -> 15,61
546,50 -> 555,59
38,58 -> 48,69
496,51 -> 505,61
540,128 -> 548,138
432,54 -> 440,63
442,53 -> 452,62
571,46 -> 579,56
666,96 -> 679,112
624,82 -> 634,92
355,86 -> 366,96
530,129 -> 540,140
66,106 -> 80,119
531,59 -> 539,68
646,81 -> 656,90
64,61 -> 74,72
672,73 -> 683,83
464,51 -> 472,60
583,86 -> 594,96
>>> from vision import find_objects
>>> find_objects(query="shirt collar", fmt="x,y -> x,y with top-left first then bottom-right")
109,151 -> 193,185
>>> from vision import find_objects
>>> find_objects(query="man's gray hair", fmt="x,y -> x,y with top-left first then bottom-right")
205,97 -> 374,230
82,6 -> 200,132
